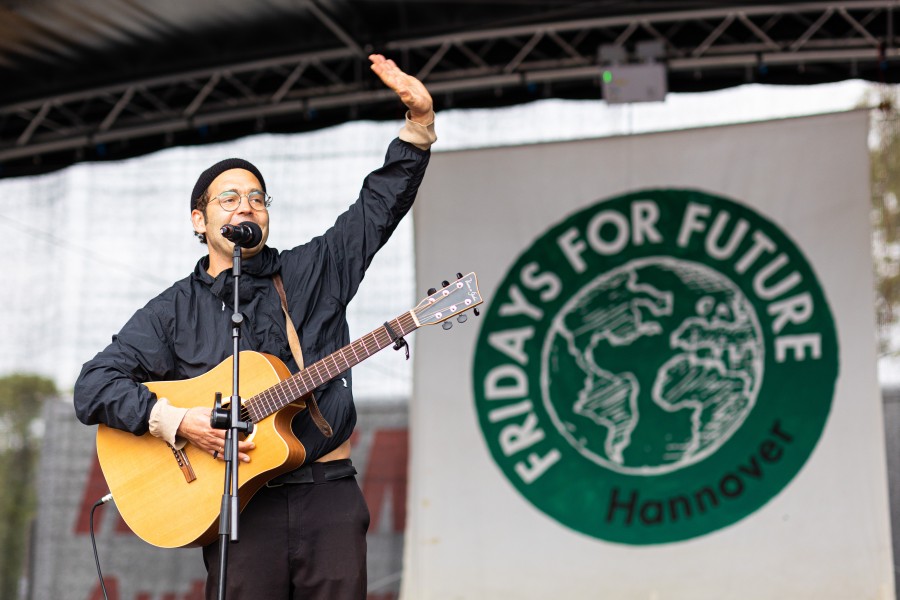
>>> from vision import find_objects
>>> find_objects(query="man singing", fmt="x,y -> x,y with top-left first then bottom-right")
74,54 -> 436,599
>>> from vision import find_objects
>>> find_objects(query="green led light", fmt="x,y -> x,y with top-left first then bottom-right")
602,70 -> 613,83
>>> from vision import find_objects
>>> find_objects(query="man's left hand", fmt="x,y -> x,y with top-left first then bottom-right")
369,54 -> 433,124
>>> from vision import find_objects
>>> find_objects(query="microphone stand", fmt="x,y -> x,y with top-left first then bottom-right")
209,243 -> 255,600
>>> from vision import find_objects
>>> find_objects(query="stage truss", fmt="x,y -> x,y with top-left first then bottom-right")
1,1 -> 897,171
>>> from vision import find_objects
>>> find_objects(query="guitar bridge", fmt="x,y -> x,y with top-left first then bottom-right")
168,443 -> 196,483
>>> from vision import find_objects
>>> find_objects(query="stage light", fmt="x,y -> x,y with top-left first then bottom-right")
598,43 -> 668,104
601,64 -> 668,104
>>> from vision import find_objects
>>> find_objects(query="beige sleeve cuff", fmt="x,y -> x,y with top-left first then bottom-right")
399,110 -> 437,151
148,398 -> 188,450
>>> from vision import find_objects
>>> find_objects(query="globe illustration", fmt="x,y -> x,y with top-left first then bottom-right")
541,257 -> 764,475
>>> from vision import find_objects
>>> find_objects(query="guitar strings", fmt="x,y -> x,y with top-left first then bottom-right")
243,313 -> 417,422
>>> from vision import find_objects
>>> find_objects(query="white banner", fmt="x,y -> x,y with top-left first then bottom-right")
406,111 -> 894,599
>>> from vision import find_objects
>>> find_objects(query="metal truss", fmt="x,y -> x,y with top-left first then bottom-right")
3,1 -> 900,166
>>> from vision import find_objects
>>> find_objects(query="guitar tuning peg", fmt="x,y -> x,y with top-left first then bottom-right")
457,314 -> 468,324
442,321 -> 453,330
427,288 -> 437,295
456,272 -> 463,279
474,307 -> 480,317
441,280 -> 450,287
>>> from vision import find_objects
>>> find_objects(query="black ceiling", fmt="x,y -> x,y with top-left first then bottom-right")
0,0 -> 896,178
0,1 -> 810,97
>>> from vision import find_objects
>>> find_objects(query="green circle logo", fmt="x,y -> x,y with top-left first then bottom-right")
473,189 -> 838,544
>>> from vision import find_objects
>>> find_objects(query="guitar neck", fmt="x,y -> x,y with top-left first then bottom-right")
245,311 -> 419,422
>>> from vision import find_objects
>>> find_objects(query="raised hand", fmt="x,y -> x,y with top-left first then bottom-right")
369,53 -> 433,124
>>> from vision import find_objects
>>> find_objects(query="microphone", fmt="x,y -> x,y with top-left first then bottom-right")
220,222 -> 263,248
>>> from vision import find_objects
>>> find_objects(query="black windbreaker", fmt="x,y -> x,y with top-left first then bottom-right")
74,138 -> 430,462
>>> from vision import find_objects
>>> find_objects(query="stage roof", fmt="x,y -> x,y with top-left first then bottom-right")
0,0 -> 897,177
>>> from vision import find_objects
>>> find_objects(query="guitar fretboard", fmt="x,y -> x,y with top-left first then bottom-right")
243,311 -> 418,422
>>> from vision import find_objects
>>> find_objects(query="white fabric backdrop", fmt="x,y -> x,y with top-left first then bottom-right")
406,111 -> 894,599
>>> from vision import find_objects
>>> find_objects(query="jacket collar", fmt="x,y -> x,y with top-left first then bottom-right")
193,246 -> 282,301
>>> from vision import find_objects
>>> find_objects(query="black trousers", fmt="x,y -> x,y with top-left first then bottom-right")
202,461 -> 370,599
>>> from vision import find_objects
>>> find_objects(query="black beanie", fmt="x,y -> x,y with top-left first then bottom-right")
190,158 -> 266,211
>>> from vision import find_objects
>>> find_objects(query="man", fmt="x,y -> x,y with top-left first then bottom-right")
74,54 -> 435,599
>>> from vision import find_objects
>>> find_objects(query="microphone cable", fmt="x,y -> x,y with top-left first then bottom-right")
90,493 -> 114,600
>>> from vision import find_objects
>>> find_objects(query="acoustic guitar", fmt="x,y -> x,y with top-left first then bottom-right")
95,272 -> 482,548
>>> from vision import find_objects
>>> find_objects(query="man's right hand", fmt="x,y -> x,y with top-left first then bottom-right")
177,406 -> 255,462
369,53 -> 433,124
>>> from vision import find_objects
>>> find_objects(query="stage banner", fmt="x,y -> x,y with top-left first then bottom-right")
406,111 -> 894,599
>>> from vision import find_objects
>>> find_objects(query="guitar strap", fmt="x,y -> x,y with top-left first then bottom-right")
272,273 -> 333,438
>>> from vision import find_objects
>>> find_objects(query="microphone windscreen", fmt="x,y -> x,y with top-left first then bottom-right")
242,222 -> 263,247
221,222 -> 263,248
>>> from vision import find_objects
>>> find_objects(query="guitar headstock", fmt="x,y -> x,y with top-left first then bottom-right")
414,272 -> 483,328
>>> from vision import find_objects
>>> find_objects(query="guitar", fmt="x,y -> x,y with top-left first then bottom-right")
95,272 -> 482,548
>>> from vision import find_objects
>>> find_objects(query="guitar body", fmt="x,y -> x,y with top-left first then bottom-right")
95,351 -> 307,548
92,272 -> 484,549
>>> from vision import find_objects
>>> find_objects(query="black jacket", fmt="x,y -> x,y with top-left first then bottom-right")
74,138 -> 430,462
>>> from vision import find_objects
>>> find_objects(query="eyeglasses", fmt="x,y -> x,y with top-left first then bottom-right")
211,190 -> 272,212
